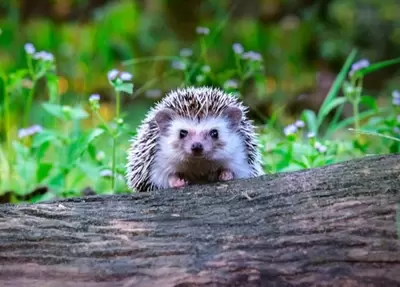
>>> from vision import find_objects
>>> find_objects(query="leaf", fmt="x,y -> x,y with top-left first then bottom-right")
348,128 -> 400,143
66,128 -> 105,166
317,49 -> 357,130
301,109 -> 318,134
36,162 -> 53,183
46,73 -> 59,103
42,103 -> 89,121
87,143 -> 98,162
360,95 -> 378,111
326,107 -> 390,137
317,97 -> 348,125
47,170 -> 65,193
42,103 -> 65,120
353,57 -> 400,78
32,129 -> 58,148
116,82 -> 134,95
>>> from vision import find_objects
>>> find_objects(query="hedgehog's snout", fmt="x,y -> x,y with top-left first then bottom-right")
191,142 -> 204,155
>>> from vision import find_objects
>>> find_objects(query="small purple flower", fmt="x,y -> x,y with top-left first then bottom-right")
107,69 -> 119,81
171,60 -> 186,70
196,75 -> 205,83
349,58 -> 370,77
232,43 -> 244,54
18,124 -> 43,139
294,120 -> 305,128
145,89 -> 162,99
314,142 -> 327,153
242,51 -> 262,61
89,93 -> 100,102
283,124 -> 297,136
224,79 -> 239,89
201,65 -> 211,73
307,132 -> 316,138
196,26 -> 210,35
100,169 -> 113,177
33,51 -> 54,62
96,151 -> 105,161
120,72 -> 133,81
24,43 -> 35,55
179,48 -> 193,57
392,90 -> 400,106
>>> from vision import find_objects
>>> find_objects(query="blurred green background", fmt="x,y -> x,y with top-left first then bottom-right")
1,0 -> 399,129
1,0 -> 400,202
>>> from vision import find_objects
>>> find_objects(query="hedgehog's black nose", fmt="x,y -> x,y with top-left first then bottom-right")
191,142 -> 204,154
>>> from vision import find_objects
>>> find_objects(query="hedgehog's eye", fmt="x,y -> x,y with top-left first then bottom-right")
179,129 -> 188,139
209,129 -> 218,139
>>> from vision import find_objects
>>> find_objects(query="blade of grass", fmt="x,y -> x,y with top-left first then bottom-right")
348,128 -> 400,143
316,49 -> 357,131
354,57 -> 400,78
122,56 -> 178,66
325,107 -> 390,137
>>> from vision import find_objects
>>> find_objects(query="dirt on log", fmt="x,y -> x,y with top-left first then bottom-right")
0,154 -> 399,287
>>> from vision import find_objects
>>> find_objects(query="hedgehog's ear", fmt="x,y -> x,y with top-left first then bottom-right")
223,107 -> 242,130
155,108 -> 176,135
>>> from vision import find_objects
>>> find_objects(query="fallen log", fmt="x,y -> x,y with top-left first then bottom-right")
0,154 -> 399,287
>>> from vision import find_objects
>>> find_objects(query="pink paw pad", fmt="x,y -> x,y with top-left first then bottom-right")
219,170 -> 234,181
169,177 -> 186,188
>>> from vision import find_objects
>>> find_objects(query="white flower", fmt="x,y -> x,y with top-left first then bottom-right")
119,72 -> 133,81
100,169 -> 113,177
96,151 -> 105,161
232,43 -> 244,54
33,51 -> 54,62
145,89 -> 162,99
201,65 -> 211,73
392,90 -> 400,106
89,94 -> 100,102
314,142 -> 327,153
196,75 -> 205,83
107,69 -> 119,81
24,43 -> 35,55
179,48 -> 193,57
171,60 -> 186,70
18,124 -> 43,139
224,79 -> 239,89
242,51 -> 262,61
196,26 -> 210,35
294,120 -> 305,128
307,132 -> 316,138
283,124 -> 297,136
349,58 -> 370,77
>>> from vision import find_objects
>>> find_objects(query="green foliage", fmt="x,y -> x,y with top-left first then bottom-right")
0,0 -> 400,204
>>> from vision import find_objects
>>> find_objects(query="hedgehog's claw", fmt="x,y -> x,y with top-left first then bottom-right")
168,174 -> 186,189
219,169 -> 234,181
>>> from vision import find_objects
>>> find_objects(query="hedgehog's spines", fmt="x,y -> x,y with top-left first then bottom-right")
126,86 -> 264,191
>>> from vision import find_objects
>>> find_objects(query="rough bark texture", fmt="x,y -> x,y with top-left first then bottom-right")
0,154 -> 399,287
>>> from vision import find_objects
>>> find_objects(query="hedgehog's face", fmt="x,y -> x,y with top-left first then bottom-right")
154,107 -> 243,160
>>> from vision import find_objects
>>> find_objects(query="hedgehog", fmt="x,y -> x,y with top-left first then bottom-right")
126,86 -> 264,191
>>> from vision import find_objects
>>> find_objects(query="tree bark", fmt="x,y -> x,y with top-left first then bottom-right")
0,154 -> 399,287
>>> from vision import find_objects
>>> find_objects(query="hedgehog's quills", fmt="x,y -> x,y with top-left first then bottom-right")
126,86 -> 264,191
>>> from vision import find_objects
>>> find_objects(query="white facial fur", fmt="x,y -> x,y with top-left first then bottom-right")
149,107 -> 253,189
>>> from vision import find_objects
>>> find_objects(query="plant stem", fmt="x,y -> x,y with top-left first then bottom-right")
115,90 -> 121,119
111,136 -> 116,192
353,77 -> 363,141
23,80 -> 36,128
94,109 -> 117,192
1,72 -> 12,166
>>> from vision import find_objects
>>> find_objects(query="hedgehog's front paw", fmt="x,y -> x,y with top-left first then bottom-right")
168,174 -> 186,188
219,169 -> 234,181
